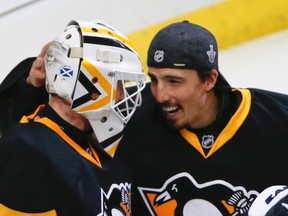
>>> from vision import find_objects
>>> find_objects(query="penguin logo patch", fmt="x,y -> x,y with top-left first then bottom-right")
138,172 -> 258,216
98,182 -> 132,216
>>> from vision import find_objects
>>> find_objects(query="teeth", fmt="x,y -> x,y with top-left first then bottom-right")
163,106 -> 178,112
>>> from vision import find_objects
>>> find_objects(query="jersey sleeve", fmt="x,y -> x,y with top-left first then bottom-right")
0,57 -> 49,135
0,125 -> 67,214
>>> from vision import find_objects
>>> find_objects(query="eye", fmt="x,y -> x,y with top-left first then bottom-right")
169,78 -> 181,84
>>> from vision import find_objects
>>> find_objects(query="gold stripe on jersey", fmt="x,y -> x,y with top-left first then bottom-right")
180,88 -> 251,158
106,140 -> 120,157
0,203 -> 56,216
20,106 -> 102,168
19,104 -> 45,123
36,117 -> 102,168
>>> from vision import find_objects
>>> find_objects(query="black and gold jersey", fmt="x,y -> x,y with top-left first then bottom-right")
115,84 -> 288,216
2,58 -> 288,215
0,105 -> 132,216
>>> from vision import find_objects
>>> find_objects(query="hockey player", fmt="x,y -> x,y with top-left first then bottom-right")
0,19 -> 146,216
114,21 -> 288,216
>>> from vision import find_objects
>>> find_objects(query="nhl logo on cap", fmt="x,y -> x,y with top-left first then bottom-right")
154,50 -> 164,63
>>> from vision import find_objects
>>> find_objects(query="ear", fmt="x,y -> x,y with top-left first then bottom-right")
205,69 -> 218,91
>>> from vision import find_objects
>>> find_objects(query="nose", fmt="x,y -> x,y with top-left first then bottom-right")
151,83 -> 170,103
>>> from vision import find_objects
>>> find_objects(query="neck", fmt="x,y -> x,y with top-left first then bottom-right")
193,91 -> 219,129
48,95 -> 90,131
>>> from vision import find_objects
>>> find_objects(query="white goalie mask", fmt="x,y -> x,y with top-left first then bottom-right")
45,20 -> 146,148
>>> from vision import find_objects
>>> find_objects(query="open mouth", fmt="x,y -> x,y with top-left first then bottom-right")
162,105 -> 180,115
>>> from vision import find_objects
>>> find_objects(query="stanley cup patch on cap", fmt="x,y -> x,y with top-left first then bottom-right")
207,45 -> 216,64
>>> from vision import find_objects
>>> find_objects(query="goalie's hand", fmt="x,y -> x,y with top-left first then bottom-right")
26,42 -> 51,87
248,185 -> 288,216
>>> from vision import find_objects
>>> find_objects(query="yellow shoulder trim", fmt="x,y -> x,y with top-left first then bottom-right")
35,117 -> 102,168
0,203 -> 56,216
180,89 -> 251,158
20,105 -> 102,167
20,105 -> 45,123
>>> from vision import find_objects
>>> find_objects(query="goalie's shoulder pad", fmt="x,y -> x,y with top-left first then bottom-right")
249,185 -> 288,216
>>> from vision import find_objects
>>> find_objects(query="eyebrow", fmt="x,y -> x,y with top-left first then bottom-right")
164,75 -> 183,80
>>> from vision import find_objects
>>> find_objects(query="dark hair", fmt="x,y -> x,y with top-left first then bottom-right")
197,70 -> 231,95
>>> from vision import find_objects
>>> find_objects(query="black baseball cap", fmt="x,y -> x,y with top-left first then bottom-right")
147,20 -> 230,88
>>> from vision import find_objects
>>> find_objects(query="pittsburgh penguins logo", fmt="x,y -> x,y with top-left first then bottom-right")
138,172 -> 258,216
98,182 -> 132,216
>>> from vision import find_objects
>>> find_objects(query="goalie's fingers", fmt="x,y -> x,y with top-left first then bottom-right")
249,185 -> 288,216
27,56 -> 46,87
38,42 -> 52,58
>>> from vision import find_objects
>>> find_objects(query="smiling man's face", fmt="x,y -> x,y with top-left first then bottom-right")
148,67 -> 216,130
